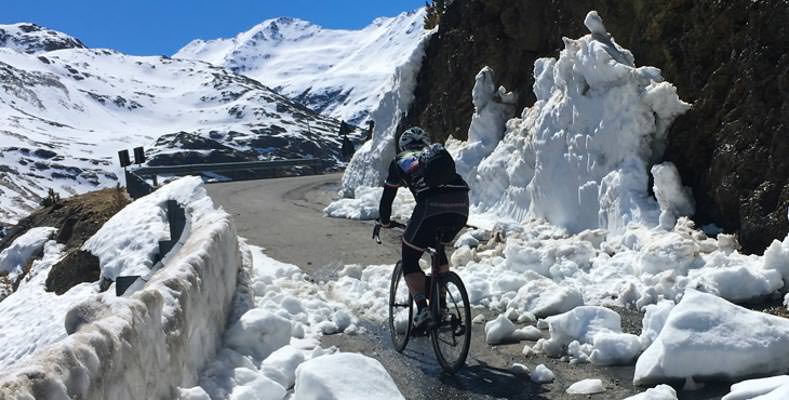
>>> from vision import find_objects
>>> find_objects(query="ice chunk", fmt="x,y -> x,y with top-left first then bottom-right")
530,364 -> 555,383
485,314 -> 520,345
294,353 -> 404,400
635,290 -> 789,385
566,378 -> 604,395
623,384 -> 678,400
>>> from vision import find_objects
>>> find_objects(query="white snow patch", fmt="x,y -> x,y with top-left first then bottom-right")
0,227 -> 56,279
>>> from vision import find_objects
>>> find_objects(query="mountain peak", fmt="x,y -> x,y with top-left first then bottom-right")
0,23 -> 86,53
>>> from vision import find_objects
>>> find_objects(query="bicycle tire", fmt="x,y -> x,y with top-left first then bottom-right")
388,261 -> 413,352
430,271 -> 472,373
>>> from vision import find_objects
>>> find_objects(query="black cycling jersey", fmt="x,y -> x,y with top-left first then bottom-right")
384,150 -> 469,201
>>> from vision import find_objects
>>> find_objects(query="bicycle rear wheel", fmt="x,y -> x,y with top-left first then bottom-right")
388,261 -> 413,352
430,271 -> 472,373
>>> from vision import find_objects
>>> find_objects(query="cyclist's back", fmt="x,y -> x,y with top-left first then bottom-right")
378,126 -> 469,329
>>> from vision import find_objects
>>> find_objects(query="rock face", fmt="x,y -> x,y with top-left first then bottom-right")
405,0 -> 789,254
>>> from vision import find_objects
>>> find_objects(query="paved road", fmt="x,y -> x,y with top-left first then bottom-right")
206,174 -> 728,400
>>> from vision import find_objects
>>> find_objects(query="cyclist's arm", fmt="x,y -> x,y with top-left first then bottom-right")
379,161 -> 402,226
379,184 -> 398,225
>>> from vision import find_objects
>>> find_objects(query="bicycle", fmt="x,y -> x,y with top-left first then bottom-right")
372,221 -> 472,373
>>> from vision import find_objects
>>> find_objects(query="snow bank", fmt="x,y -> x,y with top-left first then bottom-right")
634,290 -> 789,385
294,353 -> 404,400
0,226 -> 56,280
0,177 -> 241,399
470,11 -> 689,232
723,376 -> 789,400
534,306 -> 640,365
339,28 -> 434,196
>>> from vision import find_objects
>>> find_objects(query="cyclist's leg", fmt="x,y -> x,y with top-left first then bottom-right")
402,202 -> 430,312
401,240 -> 427,309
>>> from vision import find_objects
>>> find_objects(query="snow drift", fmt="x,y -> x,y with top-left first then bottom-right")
0,177 -> 241,399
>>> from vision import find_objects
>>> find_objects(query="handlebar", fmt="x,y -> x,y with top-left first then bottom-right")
372,221 -> 407,244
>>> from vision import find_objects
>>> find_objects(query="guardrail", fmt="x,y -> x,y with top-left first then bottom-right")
123,158 -> 332,200
133,158 -> 330,185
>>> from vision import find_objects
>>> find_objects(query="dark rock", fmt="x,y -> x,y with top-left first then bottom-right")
45,249 -> 100,295
32,148 -> 57,159
406,0 -> 789,254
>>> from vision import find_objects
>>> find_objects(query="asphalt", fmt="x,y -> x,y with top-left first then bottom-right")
206,174 -> 730,400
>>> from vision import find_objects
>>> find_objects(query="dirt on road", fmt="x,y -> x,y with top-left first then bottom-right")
206,174 -> 730,400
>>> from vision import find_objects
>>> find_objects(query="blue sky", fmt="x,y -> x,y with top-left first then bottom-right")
3,0 -> 426,56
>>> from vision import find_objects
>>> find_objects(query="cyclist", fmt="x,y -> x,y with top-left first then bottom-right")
378,126 -> 470,330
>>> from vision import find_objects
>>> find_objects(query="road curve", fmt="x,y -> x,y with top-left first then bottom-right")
206,174 -> 726,400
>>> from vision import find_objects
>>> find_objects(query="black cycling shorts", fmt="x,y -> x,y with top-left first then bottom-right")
403,191 -> 469,248
400,192 -> 469,275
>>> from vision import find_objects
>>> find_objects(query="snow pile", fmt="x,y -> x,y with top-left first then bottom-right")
624,385 -> 678,400
634,290 -> 789,385
176,10 -> 429,126
327,264 -> 397,321
566,378 -> 604,395
534,306 -> 641,366
293,353 -> 404,400
324,186 -> 414,221
723,376 -> 789,400
339,27 -> 434,196
0,226 -> 56,280
446,66 -> 516,192
181,242 -> 364,399
0,177 -> 241,399
467,11 -> 689,233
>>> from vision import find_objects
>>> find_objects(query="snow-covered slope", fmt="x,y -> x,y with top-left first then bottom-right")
175,10 -> 430,125
0,25 -> 349,224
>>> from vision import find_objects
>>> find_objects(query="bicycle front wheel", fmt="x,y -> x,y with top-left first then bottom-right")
388,261 -> 413,352
430,271 -> 472,373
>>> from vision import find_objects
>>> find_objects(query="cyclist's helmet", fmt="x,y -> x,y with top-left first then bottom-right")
398,127 -> 431,151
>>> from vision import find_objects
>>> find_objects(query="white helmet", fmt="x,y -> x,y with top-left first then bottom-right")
398,127 -> 431,151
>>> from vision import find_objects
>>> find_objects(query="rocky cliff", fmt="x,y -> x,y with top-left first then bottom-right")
404,0 -> 789,253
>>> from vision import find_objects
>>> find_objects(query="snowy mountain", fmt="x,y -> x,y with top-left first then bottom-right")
0,24 -> 349,224
0,23 -> 86,53
175,10 -> 430,125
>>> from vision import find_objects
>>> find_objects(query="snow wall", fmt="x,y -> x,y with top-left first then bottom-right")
339,27 -> 435,197
0,177 -> 242,400
467,11 -> 691,234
